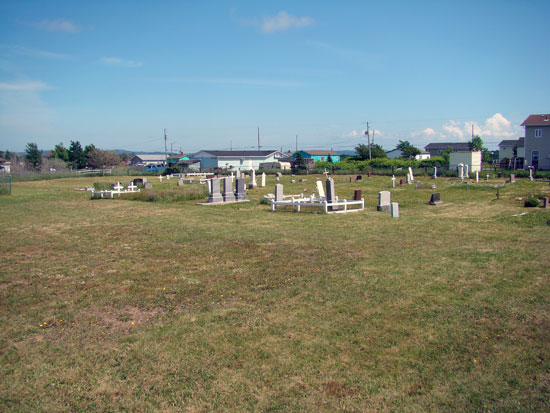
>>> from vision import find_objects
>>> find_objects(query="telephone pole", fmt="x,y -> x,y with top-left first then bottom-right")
164,128 -> 167,160
296,135 -> 298,152
257,127 -> 261,150
365,122 -> 372,160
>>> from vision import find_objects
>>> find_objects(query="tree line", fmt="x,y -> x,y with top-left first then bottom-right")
15,141 -> 133,172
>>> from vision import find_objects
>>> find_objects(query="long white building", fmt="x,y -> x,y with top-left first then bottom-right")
191,150 -> 289,171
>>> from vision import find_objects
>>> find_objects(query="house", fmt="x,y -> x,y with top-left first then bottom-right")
166,154 -> 189,166
386,149 -> 403,159
498,138 -> 525,161
415,151 -> 431,161
177,159 -> 201,171
425,142 -> 471,157
449,151 -> 482,173
522,114 -> 550,170
0,161 -> 11,173
293,150 -> 341,163
259,161 -> 292,170
130,154 -> 168,166
191,150 -> 289,171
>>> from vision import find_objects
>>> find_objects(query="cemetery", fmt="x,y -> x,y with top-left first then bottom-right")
0,172 -> 549,411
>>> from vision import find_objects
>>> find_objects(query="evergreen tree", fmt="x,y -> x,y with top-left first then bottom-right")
52,143 -> 69,162
396,140 -> 421,158
68,140 -> 86,169
25,142 -> 42,171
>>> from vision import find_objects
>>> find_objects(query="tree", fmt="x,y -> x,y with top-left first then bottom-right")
469,135 -> 484,151
396,140 -> 421,159
293,152 -> 305,170
86,149 -> 121,168
441,146 -> 453,167
355,144 -> 387,160
68,140 -> 86,169
52,143 -> 69,162
25,142 -> 42,171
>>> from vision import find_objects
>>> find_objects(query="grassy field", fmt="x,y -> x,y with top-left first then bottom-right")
0,174 -> 549,411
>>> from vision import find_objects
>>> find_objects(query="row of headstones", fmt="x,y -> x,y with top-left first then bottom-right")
208,177 -> 248,203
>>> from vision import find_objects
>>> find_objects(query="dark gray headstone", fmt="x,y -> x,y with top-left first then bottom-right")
353,189 -> 362,201
235,178 -> 247,201
429,192 -> 443,205
326,178 -> 338,211
223,176 -> 235,202
208,178 -> 223,203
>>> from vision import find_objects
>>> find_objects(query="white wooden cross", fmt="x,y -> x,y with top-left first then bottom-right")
113,182 -> 124,193
127,182 -> 138,192
323,169 -> 330,178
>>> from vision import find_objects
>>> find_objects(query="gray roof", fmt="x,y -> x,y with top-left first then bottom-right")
425,142 -> 470,150
498,137 -> 525,148
198,150 -> 279,157
132,154 -> 168,161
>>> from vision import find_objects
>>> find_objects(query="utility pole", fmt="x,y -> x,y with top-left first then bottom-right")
365,122 -> 372,160
230,140 -> 232,151
164,128 -> 167,161
170,142 -> 173,154
296,135 -> 298,152
257,127 -> 261,150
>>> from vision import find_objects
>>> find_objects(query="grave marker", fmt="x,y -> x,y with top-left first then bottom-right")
249,169 -> 257,189
353,189 -> 362,201
208,178 -> 223,203
391,175 -> 396,188
316,180 -> 325,198
261,172 -> 266,187
326,178 -> 338,211
429,192 -> 443,205
391,202 -> 399,218
275,184 -> 284,202
433,166 -> 437,179
408,167 -> 414,181
235,178 -> 247,201
377,191 -> 391,211
510,174 -> 516,183
223,176 -> 235,202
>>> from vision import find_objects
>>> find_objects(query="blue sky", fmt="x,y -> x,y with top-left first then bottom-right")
1,0 -> 548,153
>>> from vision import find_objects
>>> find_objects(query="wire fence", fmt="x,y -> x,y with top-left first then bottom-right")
0,175 -> 12,195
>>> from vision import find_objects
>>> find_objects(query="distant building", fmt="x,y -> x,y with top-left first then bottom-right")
293,150 -> 341,163
166,154 -> 189,166
130,154 -> 168,166
259,161 -> 292,170
424,142 -> 470,157
0,161 -> 11,173
449,151 -> 482,173
415,151 -> 431,161
522,114 -> 550,170
386,149 -> 403,159
191,150 -> 289,171
498,138 -> 525,161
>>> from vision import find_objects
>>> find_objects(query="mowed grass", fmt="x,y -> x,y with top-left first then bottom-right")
0,174 -> 549,411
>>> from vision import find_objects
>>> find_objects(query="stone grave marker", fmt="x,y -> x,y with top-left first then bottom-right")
206,179 -> 212,193
377,191 -> 391,211
208,178 -> 223,203
399,178 -> 404,186
326,178 -> 338,211
406,173 -> 411,185
275,184 -> 284,202
356,175 -> 362,180
408,167 -> 414,181
261,172 -> 266,187
458,164 -> 464,179
249,169 -> 257,189
475,171 -> 479,182
433,166 -> 437,179
177,178 -> 184,187
235,178 -> 247,201
391,175 -> 396,188
391,202 -> 399,218
465,164 -> 469,178
127,182 -> 138,192
429,192 -> 443,205
544,197 -> 549,209
350,176 -> 356,183
316,180 -> 325,198
353,189 -> 362,201
510,174 -> 516,183
223,176 -> 235,202
144,182 -> 153,189
159,175 -> 163,182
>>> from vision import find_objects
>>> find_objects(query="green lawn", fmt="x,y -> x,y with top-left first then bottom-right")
0,174 -> 549,411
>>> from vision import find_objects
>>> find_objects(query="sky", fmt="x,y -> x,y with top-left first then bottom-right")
1,0 -> 549,154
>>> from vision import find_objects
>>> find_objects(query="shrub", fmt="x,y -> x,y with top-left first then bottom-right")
524,197 -> 541,208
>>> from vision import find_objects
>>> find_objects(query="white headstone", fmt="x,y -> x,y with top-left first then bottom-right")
529,167 -> 534,181
206,179 -> 212,194
377,191 -> 391,211
465,164 -> 469,178
391,175 -> 396,188
475,171 -> 479,182
236,170 -> 241,179
391,202 -> 399,218
159,175 -> 163,182
249,168 -> 257,189
261,172 -> 266,187
433,166 -> 437,179
406,173 -> 411,185
275,184 -> 284,202
458,163 -> 464,179
316,180 -> 325,198
408,167 -> 414,181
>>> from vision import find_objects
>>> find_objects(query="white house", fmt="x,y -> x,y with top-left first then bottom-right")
191,150 -> 289,171
0,161 -> 11,173
415,151 -> 431,161
130,154 -> 168,166
449,151 -> 482,173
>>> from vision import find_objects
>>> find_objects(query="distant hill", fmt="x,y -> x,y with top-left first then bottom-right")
338,150 -> 357,156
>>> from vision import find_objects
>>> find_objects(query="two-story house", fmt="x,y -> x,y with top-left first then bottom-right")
522,114 -> 550,170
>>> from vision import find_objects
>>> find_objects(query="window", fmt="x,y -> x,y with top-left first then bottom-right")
531,151 -> 539,168
535,129 -> 542,138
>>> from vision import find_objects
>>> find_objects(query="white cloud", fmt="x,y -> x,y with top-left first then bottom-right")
440,113 -> 520,141
98,57 -> 143,68
27,19 -> 82,33
411,127 -> 436,137
2,45 -> 70,60
261,11 -> 314,33
0,81 -> 52,91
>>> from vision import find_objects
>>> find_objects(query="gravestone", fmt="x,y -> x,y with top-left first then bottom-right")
249,169 -> 257,189
399,178 -> 404,186
132,178 -> 147,187
236,170 -> 241,179
391,175 -> 396,188
127,182 -> 138,192
529,167 -> 534,181
465,164 -> 469,178
458,164 -> 464,179
276,176 -> 280,182
223,176 -> 235,202
206,179 -> 212,194
391,202 -> 399,218
316,180 -> 325,198
349,177 -> 355,183
159,175 -> 163,182
353,189 -> 362,201
475,171 -> 479,183
367,172 -> 372,178
326,178 -> 338,211
408,167 -> 414,181
433,166 -> 437,179
429,192 -> 443,205
208,178 -> 223,203
275,184 -> 284,202
261,172 -> 266,187
177,179 -> 184,187
144,182 -> 153,189
356,175 -> 362,181
406,173 -> 411,185
235,178 -> 247,201
377,191 -> 391,211
510,174 -> 516,183
544,197 -> 549,209
290,179 -> 296,183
